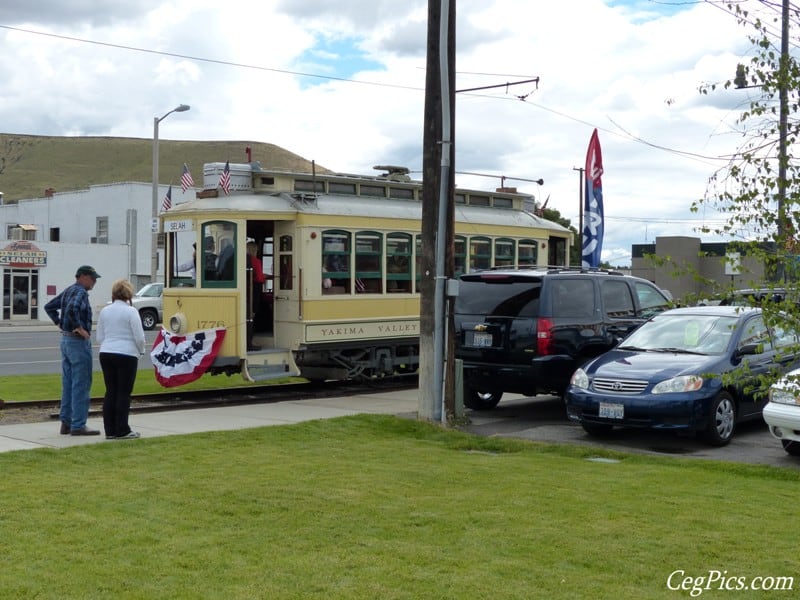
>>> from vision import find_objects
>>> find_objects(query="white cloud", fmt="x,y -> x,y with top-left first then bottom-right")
0,0 -> 785,265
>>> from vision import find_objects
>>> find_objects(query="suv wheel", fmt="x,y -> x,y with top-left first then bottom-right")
140,308 -> 158,331
464,389 -> 502,410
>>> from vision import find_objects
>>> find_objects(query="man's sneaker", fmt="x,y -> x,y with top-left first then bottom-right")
105,435 -> 116,440
115,431 -> 141,440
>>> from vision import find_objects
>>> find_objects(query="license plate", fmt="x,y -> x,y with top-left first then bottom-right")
599,402 -> 624,419
470,332 -> 493,348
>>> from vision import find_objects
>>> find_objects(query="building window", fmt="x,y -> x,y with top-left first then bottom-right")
8,225 -> 37,241
95,217 -> 109,244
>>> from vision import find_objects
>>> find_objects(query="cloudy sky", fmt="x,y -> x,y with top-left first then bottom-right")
0,0 -> 784,265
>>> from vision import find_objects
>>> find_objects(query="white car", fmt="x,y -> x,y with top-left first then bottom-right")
764,368 -> 800,456
130,282 -> 163,331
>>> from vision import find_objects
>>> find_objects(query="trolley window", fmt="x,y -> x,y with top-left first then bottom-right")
279,235 -> 293,290
322,230 -> 351,294
469,236 -> 491,271
454,236 -> 466,277
387,233 -> 412,293
518,239 -> 538,267
355,231 -> 383,293
494,238 -> 515,267
201,221 -> 237,288
415,235 -> 423,293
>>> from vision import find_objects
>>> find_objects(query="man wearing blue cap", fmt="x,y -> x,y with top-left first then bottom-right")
44,265 -> 102,435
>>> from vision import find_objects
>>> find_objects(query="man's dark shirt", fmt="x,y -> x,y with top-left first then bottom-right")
44,282 -> 92,333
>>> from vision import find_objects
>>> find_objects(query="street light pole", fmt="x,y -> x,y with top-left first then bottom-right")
151,103 -> 190,284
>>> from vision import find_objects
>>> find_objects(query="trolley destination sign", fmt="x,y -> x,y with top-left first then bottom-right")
305,320 -> 419,342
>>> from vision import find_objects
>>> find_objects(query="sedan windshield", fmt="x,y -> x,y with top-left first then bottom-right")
618,314 -> 738,355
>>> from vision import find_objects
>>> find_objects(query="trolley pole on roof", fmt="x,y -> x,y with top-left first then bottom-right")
419,0 -> 456,423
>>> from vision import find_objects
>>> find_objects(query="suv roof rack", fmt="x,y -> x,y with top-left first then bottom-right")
543,266 -> 624,276
482,265 -> 625,275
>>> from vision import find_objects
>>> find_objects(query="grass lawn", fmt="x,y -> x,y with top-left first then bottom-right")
0,371 -> 299,403
0,415 -> 798,598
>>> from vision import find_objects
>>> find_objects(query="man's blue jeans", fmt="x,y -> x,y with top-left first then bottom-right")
60,336 -> 93,430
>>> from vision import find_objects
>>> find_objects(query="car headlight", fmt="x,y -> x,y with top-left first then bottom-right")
652,375 -> 703,394
769,387 -> 800,405
570,368 -> 589,390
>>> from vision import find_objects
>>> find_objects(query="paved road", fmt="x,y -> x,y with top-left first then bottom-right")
461,394 -> 800,470
0,328 -> 160,376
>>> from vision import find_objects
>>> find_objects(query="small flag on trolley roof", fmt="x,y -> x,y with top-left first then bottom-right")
219,161 -> 231,195
180,163 -> 194,192
161,185 -> 172,212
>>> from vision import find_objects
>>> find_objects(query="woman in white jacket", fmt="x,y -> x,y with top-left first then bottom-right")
96,279 -> 146,439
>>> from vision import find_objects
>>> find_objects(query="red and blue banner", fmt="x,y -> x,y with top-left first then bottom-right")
150,327 -> 226,387
582,128 -> 604,268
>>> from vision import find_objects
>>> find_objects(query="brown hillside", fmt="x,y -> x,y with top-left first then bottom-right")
0,134 -> 329,203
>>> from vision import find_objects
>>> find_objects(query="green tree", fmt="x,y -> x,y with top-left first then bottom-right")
539,206 -> 582,266
693,1 -> 800,391
696,2 -> 800,284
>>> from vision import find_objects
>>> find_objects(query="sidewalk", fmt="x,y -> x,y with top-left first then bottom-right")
0,319 -> 56,332
0,388 -> 421,454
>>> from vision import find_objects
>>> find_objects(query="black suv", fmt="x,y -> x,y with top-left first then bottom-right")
454,268 -> 672,410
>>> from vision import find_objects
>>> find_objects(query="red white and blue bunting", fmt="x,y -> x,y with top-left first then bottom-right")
150,328 -> 226,388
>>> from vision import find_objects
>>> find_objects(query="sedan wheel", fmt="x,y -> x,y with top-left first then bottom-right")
704,391 -> 736,446
781,439 -> 800,457
581,422 -> 614,437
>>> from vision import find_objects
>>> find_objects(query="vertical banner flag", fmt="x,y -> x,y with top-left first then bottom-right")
219,160 -> 231,195
581,128 -> 604,268
180,163 -> 194,192
161,185 -> 172,212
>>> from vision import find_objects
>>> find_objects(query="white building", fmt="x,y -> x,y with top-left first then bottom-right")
0,181 -> 189,323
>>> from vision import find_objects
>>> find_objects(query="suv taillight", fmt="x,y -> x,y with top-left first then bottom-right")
536,318 -> 554,355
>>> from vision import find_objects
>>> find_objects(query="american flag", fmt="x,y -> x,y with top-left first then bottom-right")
180,163 -> 194,192
161,185 -> 172,212
219,161 -> 231,195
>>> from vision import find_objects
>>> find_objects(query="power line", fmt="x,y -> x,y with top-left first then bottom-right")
0,24 -> 424,92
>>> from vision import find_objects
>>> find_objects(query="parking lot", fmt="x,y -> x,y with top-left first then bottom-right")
461,394 -> 800,470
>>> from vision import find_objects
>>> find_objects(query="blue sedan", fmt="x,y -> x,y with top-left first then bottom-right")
565,306 -> 800,446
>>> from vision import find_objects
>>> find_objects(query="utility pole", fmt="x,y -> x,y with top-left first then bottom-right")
777,0 -> 789,281
419,0 -> 456,422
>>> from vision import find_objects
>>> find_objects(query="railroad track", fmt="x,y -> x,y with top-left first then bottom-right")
0,377 -> 419,425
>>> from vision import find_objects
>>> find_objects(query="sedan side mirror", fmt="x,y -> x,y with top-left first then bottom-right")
736,342 -> 761,357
